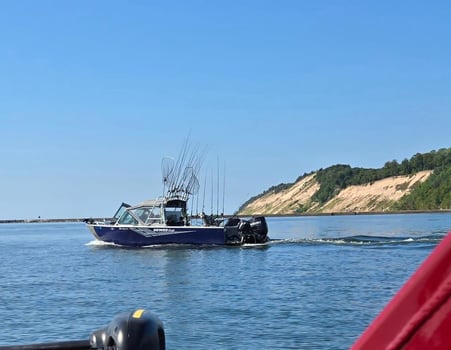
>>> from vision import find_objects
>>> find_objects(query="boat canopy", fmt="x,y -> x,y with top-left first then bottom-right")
114,197 -> 189,226
129,198 -> 166,210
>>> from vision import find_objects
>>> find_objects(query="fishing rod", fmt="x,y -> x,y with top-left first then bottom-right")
210,168 -> 214,215
0,309 -> 165,350
195,181 -> 199,218
166,138 -> 205,201
216,156 -> 220,216
161,157 -> 174,197
202,173 -> 207,215
222,161 -> 226,215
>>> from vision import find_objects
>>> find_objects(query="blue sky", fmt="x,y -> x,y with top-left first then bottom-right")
1,1 -> 450,219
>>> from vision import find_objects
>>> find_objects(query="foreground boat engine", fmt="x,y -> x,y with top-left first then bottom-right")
224,216 -> 269,244
0,309 -> 165,350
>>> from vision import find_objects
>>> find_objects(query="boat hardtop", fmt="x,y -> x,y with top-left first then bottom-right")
109,197 -> 200,227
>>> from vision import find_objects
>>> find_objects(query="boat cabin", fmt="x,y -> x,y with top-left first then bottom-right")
113,198 -> 189,226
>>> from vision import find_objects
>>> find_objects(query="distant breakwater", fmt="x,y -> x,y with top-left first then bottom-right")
0,218 -> 110,224
259,209 -> 451,217
0,209 -> 450,225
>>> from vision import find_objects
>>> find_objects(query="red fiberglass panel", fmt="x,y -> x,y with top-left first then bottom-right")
352,232 -> 451,350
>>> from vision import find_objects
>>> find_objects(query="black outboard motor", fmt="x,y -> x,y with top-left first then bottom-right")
249,216 -> 269,242
0,309 -> 165,350
224,216 -> 269,244
224,217 -> 243,244
240,216 -> 269,244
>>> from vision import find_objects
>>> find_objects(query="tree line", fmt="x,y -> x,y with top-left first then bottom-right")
312,148 -> 451,207
238,148 -> 451,212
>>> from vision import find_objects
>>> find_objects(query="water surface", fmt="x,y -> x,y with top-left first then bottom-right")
0,213 -> 449,349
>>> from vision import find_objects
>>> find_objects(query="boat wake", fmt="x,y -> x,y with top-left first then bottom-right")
86,240 -> 119,247
268,234 -> 445,247
86,234 -> 445,250
86,239 -> 236,250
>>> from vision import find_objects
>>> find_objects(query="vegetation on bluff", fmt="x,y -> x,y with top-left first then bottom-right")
238,148 -> 451,213
313,148 -> 451,206
393,166 -> 451,210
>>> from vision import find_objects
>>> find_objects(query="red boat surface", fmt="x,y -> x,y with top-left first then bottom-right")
352,232 -> 451,349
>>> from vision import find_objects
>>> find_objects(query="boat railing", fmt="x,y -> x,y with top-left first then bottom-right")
144,217 -> 164,225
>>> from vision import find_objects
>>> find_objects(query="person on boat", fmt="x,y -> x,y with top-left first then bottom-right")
201,212 -> 215,226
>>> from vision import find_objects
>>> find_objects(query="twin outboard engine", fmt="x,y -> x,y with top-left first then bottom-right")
224,216 -> 269,244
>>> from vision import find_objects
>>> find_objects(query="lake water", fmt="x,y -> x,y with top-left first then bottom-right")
0,213 -> 450,349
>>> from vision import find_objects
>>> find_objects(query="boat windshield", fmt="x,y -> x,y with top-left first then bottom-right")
117,211 -> 139,225
131,206 -> 163,225
113,202 -> 131,220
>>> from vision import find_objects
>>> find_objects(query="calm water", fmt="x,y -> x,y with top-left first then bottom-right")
0,213 -> 450,349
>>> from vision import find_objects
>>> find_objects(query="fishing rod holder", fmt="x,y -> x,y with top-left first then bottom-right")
0,309 -> 165,350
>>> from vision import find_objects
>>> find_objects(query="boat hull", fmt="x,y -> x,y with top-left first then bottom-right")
88,224 -> 227,247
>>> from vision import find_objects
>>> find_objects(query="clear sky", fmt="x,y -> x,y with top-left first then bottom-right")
1,1 -> 450,219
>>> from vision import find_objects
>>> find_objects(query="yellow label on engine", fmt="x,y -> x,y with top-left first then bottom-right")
132,309 -> 145,319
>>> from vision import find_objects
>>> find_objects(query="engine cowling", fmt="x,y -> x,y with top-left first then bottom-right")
224,217 -> 269,244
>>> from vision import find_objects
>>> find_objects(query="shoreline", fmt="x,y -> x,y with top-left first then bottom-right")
0,218 -> 108,224
1,209 -> 450,224
257,209 -> 451,218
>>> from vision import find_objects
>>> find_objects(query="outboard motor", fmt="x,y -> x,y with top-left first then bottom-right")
224,218 -> 243,245
240,221 -> 255,244
224,217 -> 269,245
240,216 -> 268,244
0,309 -> 165,350
249,216 -> 269,242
